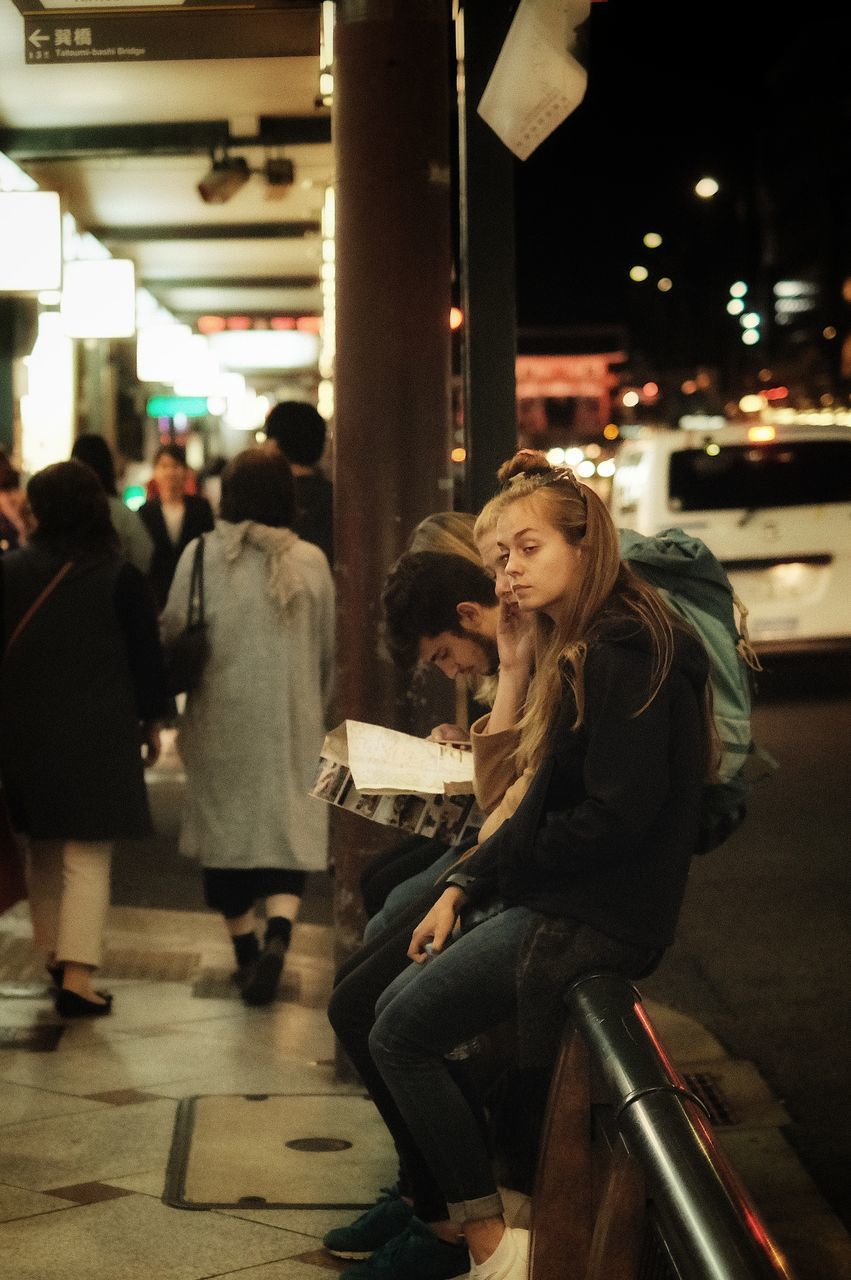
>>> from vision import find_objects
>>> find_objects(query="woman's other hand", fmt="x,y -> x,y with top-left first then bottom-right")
428,723 -> 470,745
408,886 -> 467,963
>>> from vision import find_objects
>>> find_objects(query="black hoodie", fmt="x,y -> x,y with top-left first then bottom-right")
447,621 -> 710,952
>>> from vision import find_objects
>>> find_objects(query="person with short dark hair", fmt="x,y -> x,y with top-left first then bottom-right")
70,433 -> 154,575
264,400 -> 333,565
138,444 -> 215,610
0,460 -> 171,1017
160,448 -> 335,1005
381,551 -> 500,679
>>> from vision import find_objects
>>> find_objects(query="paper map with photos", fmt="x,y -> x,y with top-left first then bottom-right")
310,722 -> 484,847
319,721 -> 476,796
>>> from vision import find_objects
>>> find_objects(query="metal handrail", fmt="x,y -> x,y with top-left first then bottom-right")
567,973 -> 794,1280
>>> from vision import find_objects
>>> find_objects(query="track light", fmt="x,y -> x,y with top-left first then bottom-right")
196,153 -> 296,204
264,157 -> 295,201
197,155 -> 251,204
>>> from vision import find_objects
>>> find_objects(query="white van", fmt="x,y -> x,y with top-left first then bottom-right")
609,422 -> 851,653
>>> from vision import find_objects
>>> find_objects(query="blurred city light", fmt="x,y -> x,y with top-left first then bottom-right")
742,330 -> 760,345
730,281 -> 748,297
739,395 -> 764,413
576,459 -> 597,478
451,446 -> 467,463
449,306 -> 464,330
727,299 -> 745,315
596,459 -> 616,478
741,312 -> 761,328
603,423 -> 620,440
643,232 -> 663,248
622,390 -> 640,407
657,277 -> 673,292
546,447 -> 566,465
629,265 -> 649,282
694,177 -> 719,198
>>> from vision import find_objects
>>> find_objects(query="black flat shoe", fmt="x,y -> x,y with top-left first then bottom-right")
55,989 -> 113,1018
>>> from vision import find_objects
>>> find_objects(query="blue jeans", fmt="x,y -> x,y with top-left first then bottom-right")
362,848 -> 459,944
369,906 -> 537,1224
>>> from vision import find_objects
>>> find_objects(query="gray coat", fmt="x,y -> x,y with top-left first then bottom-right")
161,524 -> 335,871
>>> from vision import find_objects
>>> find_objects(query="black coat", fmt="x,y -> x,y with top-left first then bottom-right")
138,494 -> 215,611
453,625 -> 710,953
0,546 -> 171,840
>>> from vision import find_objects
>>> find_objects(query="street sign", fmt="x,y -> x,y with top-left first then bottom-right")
16,3 -> 318,64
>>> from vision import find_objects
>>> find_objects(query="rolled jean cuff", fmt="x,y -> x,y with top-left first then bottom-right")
447,1192 -> 504,1225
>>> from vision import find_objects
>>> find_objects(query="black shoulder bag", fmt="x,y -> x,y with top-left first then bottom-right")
164,535 -> 209,696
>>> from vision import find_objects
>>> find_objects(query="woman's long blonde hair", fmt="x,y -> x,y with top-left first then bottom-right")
490,451 -> 710,774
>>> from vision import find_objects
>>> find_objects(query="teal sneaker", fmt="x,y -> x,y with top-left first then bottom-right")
323,1185 -> 414,1260
339,1218 -> 469,1280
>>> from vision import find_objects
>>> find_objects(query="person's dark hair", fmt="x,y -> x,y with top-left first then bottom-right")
381,551 -> 497,670
70,433 -> 118,496
153,443 -> 187,467
264,401 -> 327,468
27,460 -> 118,557
219,448 -> 296,528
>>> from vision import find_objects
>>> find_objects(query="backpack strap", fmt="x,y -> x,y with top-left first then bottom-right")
731,592 -> 762,672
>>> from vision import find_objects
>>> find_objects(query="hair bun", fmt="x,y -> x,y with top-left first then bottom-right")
496,449 -> 552,487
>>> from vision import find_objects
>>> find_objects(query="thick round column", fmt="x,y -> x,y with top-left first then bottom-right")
331,0 -> 454,995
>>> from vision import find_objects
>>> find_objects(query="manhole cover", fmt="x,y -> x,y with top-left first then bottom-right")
285,1137 -> 353,1152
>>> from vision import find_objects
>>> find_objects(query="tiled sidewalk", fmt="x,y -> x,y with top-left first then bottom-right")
0,904 -> 385,1280
1,901 -> 849,1280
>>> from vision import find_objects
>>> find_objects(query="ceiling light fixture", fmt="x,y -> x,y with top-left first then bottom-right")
264,157 -> 295,200
196,152 -> 296,204
197,154 -> 252,204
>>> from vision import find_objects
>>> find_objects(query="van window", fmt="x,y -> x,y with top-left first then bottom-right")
668,440 -> 851,511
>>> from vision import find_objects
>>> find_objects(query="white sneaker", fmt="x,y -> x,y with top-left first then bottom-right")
469,1227 -> 530,1280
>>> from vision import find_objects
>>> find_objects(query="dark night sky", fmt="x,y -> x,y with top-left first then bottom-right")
513,0 -> 850,356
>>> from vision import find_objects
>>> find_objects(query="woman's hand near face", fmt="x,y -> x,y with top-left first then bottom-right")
483,598 -> 535,735
495,596 -> 536,676
408,886 -> 467,963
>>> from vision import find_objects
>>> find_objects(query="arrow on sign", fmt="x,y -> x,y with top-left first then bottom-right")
28,28 -> 50,47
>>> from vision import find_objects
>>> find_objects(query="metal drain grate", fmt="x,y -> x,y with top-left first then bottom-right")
192,967 -> 302,1002
99,949 -> 201,981
682,1071 -> 738,1126
0,936 -> 201,984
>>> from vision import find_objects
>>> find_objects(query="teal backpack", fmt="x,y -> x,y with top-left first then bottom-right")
618,526 -> 777,853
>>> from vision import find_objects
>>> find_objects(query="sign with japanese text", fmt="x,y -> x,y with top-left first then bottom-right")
14,1 -> 318,63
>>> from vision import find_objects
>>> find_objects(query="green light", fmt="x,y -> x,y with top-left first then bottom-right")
146,395 -> 209,418
123,484 -> 146,511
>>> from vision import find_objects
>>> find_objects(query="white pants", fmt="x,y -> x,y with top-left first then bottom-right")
26,839 -> 112,969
